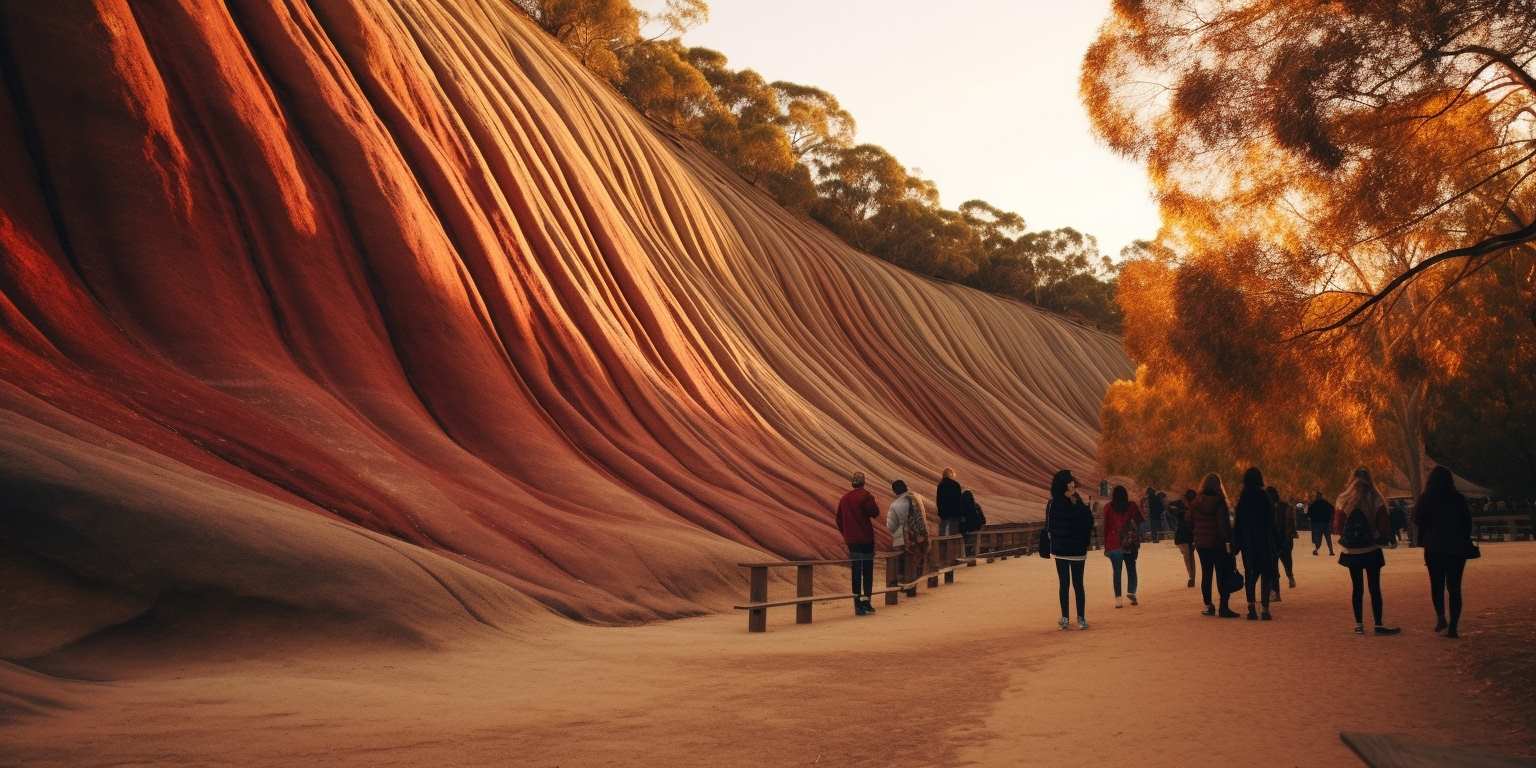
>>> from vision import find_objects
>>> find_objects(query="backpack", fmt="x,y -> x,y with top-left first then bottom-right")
1118,509 -> 1141,553
1341,507 -> 1374,549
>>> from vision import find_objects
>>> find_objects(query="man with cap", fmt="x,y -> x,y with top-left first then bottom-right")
836,471 -> 881,615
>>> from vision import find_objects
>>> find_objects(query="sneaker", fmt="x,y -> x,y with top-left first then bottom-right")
1446,628 -> 1460,639
1247,606 -> 1258,621
1078,618 -> 1090,630
1129,593 -> 1139,606
1219,608 -> 1241,619
1354,624 -> 1365,635
862,600 -> 876,615
854,602 -> 867,616
1201,605 -> 1216,616
1059,617 -> 1070,631
1115,596 -> 1123,609
1374,626 -> 1401,636
1434,619 -> 1448,634
1261,610 -> 1272,621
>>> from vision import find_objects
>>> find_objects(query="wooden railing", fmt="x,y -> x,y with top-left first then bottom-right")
1473,514 -> 1535,542
734,519 -> 1110,633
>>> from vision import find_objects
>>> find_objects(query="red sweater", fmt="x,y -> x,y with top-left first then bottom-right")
1103,501 -> 1144,552
836,487 -> 879,545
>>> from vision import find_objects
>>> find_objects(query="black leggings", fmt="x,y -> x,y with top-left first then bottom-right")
1349,564 -> 1384,625
1056,558 -> 1086,619
1196,547 -> 1232,609
1243,551 -> 1274,606
1426,553 -> 1467,630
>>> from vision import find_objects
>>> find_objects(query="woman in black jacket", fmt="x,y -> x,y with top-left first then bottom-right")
1232,467 -> 1277,621
1416,466 -> 1473,638
1046,469 -> 1094,631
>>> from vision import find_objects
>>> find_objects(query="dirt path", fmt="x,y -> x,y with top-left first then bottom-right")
3,544 -> 1533,767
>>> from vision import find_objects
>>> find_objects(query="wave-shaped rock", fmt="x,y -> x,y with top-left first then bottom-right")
0,0 -> 1129,642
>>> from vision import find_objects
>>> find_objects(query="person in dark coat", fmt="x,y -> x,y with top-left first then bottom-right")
1146,487 -> 1165,543
835,471 -> 880,615
1416,466 -> 1473,638
1308,492 -> 1335,555
1267,485 -> 1297,602
936,468 -> 965,537
1046,469 -> 1094,630
960,489 -> 986,556
1191,473 -> 1239,618
1232,468 -> 1277,621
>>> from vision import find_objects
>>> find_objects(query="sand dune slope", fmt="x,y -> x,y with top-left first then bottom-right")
0,0 -> 1129,642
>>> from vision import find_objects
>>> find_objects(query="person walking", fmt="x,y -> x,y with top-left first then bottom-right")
1389,501 -> 1409,548
937,468 -> 964,537
1169,489 -> 1197,587
1416,466 -> 1474,639
1308,491 -> 1336,556
1268,486 -> 1297,602
1334,468 -> 1401,635
887,480 -> 930,593
1103,485 -> 1144,608
836,471 -> 880,615
1046,469 -> 1094,630
1233,468 -> 1277,621
1192,473 -> 1240,618
960,489 -> 986,557
1146,488 -> 1166,544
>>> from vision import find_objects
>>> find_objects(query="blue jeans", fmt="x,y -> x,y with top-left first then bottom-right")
1108,549 -> 1138,597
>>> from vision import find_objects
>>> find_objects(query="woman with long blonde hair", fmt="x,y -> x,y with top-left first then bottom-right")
1334,468 -> 1401,635
1191,472 -> 1239,618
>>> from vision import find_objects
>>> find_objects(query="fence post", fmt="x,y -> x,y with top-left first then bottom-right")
885,554 -> 900,606
796,564 -> 813,624
944,536 -> 956,584
748,566 -> 768,633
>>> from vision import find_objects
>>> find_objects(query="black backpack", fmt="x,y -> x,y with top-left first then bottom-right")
1341,507 -> 1374,549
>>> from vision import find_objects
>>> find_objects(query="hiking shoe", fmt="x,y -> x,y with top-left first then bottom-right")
1202,605 -> 1216,616
1446,628 -> 1460,639
1434,619 -> 1448,633
1219,608 -> 1241,619
1374,626 -> 1401,636
1354,624 -> 1365,635
1187,578 -> 1195,588
854,603 -> 867,616
1247,606 -> 1258,621
1288,576 -> 1296,588
1078,618 -> 1090,630
1261,611 -> 1272,621
862,601 -> 875,615
1129,593 -> 1138,606
1059,617 -> 1070,631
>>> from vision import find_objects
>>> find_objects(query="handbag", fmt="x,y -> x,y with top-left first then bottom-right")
1221,554 -> 1245,594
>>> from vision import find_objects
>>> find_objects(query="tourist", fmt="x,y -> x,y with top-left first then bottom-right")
887,480 -> 930,592
1104,485 -> 1144,608
1334,468 -> 1401,635
1268,485 -> 1297,601
960,489 -> 986,557
937,468 -> 964,537
1046,469 -> 1094,630
1169,489 -> 1197,587
1192,473 -> 1240,618
1308,491 -> 1336,556
1389,500 -> 1409,548
1146,487 -> 1166,543
1232,468 -> 1276,621
1416,466 -> 1474,639
836,471 -> 880,615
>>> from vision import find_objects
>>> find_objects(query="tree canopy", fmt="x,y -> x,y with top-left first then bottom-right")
1085,1 -> 1536,496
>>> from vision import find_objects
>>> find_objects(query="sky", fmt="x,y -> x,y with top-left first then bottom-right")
637,0 -> 1162,259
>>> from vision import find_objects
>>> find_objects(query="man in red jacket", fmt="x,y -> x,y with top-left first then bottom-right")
836,471 -> 881,615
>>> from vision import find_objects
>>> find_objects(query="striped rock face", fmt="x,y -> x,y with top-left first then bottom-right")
0,0 -> 1128,646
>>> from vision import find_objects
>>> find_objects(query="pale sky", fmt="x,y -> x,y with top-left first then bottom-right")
638,0 -> 1162,260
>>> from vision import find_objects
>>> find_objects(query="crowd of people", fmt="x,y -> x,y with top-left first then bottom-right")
834,464 -> 1480,636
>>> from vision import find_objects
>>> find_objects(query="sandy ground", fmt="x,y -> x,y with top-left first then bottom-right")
4,543 -> 1535,767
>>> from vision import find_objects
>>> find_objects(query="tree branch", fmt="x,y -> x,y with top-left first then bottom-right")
1290,215 -> 1536,339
